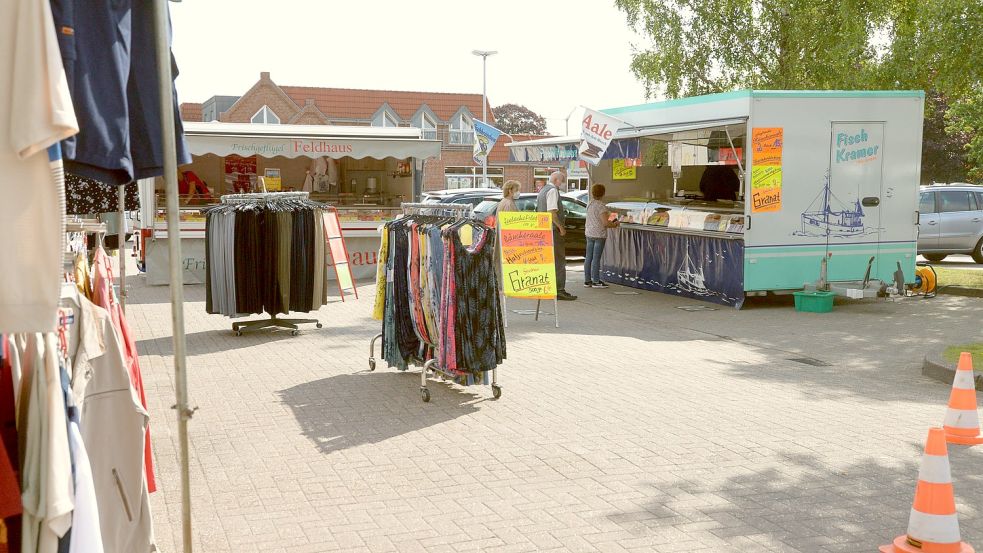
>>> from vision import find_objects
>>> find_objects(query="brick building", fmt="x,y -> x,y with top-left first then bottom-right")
179,72 -> 558,192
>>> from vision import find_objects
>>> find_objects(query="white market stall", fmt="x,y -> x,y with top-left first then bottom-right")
140,122 -> 441,284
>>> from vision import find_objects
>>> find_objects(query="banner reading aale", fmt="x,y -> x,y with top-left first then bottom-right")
499,212 -> 557,299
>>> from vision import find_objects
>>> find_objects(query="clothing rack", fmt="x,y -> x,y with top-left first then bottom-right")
368,203 -> 501,403
221,191 -> 312,204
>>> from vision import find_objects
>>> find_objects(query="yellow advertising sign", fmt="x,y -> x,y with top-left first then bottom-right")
499,212 -> 557,299
751,128 -> 783,212
612,158 -> 637,180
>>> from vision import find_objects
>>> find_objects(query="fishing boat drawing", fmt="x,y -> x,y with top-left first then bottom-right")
676,244 -> 709,295
798,173 -> 866,237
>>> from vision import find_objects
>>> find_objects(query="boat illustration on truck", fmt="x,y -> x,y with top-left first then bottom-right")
798,173 -> 866,237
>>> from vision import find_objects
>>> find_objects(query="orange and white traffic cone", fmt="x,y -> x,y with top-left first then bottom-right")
943,352 -> 983,446
880,427 -> 975,553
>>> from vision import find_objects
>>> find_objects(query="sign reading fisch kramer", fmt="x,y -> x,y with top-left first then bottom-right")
499,212 -> 556,299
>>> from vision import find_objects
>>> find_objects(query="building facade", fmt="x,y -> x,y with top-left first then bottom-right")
179,72 -> 558,192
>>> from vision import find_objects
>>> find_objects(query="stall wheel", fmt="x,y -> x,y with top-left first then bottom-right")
421,388 -> 431,403
492,385 -> 502,399
368,358 -> 376,371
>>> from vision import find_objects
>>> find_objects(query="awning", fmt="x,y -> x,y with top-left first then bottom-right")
183,122 -> 442,160
507,136 -> 639,163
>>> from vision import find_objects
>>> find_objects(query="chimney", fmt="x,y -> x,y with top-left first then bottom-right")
260,71 -> 271,81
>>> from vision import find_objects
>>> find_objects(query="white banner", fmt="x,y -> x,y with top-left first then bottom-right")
579,108 -> 625,165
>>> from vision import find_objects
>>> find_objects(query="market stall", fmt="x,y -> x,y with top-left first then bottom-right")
140,122 -> 441,284
508,90 -> 925,308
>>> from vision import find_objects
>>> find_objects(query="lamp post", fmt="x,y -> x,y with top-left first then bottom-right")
563,105 -> 579,136
472,49 -> 497,187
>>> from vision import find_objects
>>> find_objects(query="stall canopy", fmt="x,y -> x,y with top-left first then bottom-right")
508,135 -> 639,163
183,122 -> 442,160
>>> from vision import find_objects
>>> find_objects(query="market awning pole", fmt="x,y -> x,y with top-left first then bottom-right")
153,1 -> 193,551
118,184 -> 127,312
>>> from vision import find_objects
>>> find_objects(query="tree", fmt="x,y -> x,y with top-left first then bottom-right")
947,90 -> 983,182
492,104 -> 548,135
614,0 -> 983,181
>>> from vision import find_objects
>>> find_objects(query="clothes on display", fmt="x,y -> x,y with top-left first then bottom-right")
375,214 -> 506,379
50,0 -> 191,185
204,195 -> 334,317
65,173 -> 139,215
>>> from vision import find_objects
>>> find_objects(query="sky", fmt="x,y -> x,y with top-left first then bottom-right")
170,0 -> 650,136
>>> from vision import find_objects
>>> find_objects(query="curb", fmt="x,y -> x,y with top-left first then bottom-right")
938,286 -> 983,298
923,352 -> 983,391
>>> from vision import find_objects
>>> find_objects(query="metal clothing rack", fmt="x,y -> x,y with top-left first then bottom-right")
368,203 -> 501,402
218,191 -> 323,336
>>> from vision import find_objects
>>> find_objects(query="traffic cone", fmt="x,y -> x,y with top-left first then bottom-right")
943,352 -> 983,446
880,428 -> 975,553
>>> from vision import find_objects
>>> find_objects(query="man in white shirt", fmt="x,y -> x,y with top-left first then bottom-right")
536,171 -> 576,300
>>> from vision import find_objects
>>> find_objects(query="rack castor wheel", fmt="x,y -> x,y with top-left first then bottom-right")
316,323 -> 323,329
421,388 -> 431,402
291,330 -> 299,336
234,330 -> 242,336
492,385 -> 502,399
368,358 -> 376,371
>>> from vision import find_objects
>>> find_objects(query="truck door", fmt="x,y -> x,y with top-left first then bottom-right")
828,122 -> 885,279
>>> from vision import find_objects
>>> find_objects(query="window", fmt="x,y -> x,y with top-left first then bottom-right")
443,166 -> 504,188
372,110 -> 398,127
939,190 -> 975,213
976,192 -> 983,210
919,192 -> 937,214
420,113 -> 437,140
515,197 -> 538,211
561,198 -> 587,219
450,113 -> 474,145
251,105 -> 280,124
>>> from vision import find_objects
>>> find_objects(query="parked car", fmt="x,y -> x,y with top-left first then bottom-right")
422,187 -> 500,206
474,193 -> 588,256
918,184 -> 983,263
563,189 -> 590,204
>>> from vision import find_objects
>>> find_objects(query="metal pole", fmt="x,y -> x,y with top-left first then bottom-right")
481,55 -> 487,188
118,184 -> 127,312
153,1 -> 193,551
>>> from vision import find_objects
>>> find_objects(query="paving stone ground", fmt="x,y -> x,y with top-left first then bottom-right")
129,262 -> 983,553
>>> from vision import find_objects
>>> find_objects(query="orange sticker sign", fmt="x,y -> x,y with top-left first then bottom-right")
751,128 -> 784,212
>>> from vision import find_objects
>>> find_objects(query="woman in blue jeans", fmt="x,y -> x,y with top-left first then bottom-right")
584,184 -> 620,288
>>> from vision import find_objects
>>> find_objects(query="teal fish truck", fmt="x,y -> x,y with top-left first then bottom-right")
511,90 -> 926,308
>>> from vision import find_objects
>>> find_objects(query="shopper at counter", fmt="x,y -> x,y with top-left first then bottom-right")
537,171 -> 576,301
584,184 -> 619,289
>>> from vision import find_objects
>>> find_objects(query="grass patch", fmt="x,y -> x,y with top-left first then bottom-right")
944,343 -> 983,368
933,267 -> 983,289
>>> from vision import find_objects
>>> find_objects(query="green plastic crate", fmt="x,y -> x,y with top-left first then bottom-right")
793,291 -> 834,313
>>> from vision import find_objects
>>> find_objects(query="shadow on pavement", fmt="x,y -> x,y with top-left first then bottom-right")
276,371 -> 482,455
614,445 -> 983,551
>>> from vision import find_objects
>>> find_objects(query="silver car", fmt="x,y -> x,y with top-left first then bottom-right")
918,184 -> 983,263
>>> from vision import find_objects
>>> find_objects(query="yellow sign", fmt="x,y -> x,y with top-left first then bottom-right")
499,212 -> 556,299
612,158 -> 637,180
264,168 -> 282,191
751,128 -> 783,212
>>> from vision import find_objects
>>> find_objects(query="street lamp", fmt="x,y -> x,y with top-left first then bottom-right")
472,49 -> 497,187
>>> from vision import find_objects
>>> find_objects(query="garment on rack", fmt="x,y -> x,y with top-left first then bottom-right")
65,174 -> 139,215
62,288 -> 154,553
50,0 -> 190,185
205,196 -> 332,318
91,248 -> 155,494
0,0 -> 79,335
379,214 -> 506,378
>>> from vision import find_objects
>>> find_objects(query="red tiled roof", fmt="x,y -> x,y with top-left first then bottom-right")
279,86 -> 492,123
179,102 -> 202,122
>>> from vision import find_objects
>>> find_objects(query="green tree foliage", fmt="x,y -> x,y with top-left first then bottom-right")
947,90 -> 983,182
492,104 -> 548,135
615,0 -> 983,182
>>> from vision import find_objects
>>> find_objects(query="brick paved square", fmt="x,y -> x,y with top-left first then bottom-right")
129,265 -> 983,552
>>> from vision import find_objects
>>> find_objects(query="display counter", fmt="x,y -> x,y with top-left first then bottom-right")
603,200 -> 746,308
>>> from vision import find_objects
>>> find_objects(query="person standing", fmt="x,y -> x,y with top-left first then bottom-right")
498,180 -> 521,213
583,184 -> 619,288
537,171 -> 576,300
